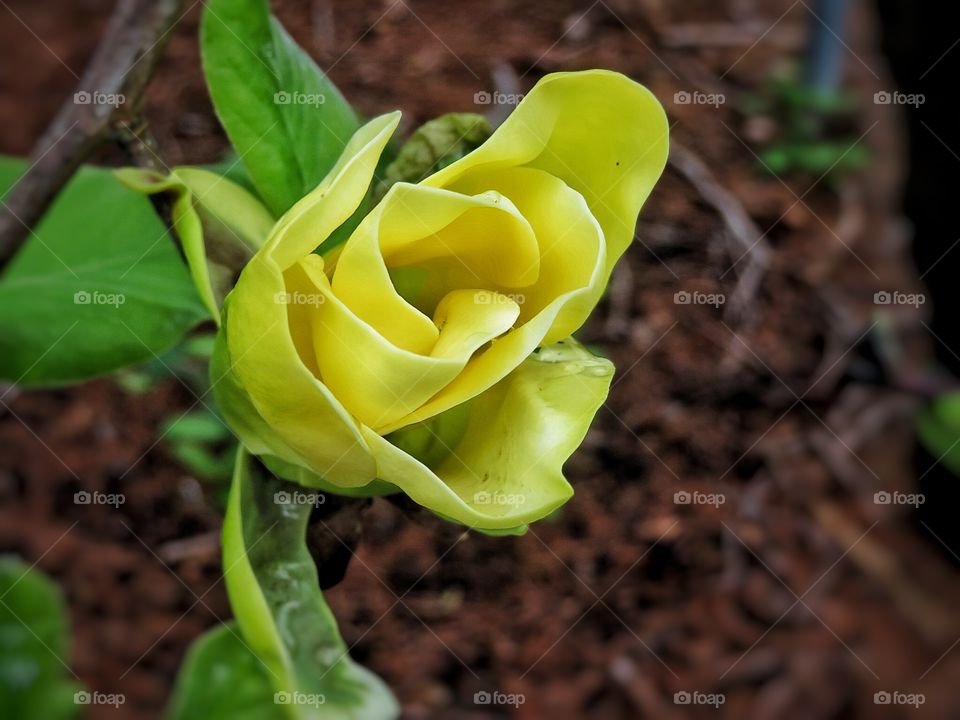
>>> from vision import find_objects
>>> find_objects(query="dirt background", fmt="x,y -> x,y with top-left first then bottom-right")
3,0 -> 960,718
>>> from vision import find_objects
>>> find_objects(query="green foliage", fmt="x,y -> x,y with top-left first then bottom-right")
0,557 -> 82,720
200,0 -> 360,219
741,75 -> 868,179
161,408 -> 237,488
917,392 -> 960,476
117,332 -> 236,487
167,623 -> 279,720
115,332 -> 216,395
222,450 -> 399,719
0,157 -> 207,386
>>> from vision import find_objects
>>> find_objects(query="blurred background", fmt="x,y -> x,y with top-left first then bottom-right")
2,0 -> 960,717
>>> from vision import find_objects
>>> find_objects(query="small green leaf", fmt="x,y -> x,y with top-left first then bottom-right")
167,623 -> 279,720
222,449 -> 399,720
201,0 -> 360,217
162,409 -> 233,444
917,392 -> 960,476
0,557 -> 82,720
0,157 -> 207,386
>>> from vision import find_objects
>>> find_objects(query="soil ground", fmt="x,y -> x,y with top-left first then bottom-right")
2,1 -> 959,718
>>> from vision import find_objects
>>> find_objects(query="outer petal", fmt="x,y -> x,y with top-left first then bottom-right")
219,114 -> 400,487
425,69 -> 668,295
368,338 -> 614,529
266,112 -> 401,270
210,322 -> 307,467
224,256 -> 377,487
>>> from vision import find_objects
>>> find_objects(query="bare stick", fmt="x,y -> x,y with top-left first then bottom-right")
668,142 -> 770,321
0,0 -> 183,265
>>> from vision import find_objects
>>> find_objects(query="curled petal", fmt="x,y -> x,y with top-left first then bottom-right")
427,69 -> 669,295
378,171 -> 604,434
374,338 -> 614,529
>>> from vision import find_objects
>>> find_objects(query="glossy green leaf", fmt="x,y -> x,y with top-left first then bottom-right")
200,0 -> 360,218
0,557 -> 82,720
222,449 -> 399,720
0,157 -> 207,386
167,623 -> 279,720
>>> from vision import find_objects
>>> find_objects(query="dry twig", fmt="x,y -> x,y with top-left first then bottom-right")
0,0 -> 182,265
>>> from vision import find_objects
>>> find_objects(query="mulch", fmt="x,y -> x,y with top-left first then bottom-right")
2,1 -> 958,718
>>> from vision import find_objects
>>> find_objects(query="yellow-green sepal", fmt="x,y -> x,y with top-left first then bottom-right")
115,166 -> 275,323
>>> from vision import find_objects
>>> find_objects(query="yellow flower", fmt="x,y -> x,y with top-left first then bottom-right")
168,70 -> 666,529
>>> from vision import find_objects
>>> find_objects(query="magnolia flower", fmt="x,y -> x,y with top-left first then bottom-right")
124,69 -> 668,529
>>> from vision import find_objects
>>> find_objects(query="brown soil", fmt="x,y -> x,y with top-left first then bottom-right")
2,1 -> 959,719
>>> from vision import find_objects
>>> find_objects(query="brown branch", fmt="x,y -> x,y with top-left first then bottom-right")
0,0 -> 182,265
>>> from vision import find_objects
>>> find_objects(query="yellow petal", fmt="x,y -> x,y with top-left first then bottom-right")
377,171 -> 604,434
374,338 -> 614,529
430,289 -> 519,359
329,182 -> 539,354
217,114 -> 405,488
374,184 -> 540,288
298,255 -> 518,431
225,256 -> 376,486
266,111 -> 401,270
444,166 -> 605,344
426,69 -> 668,287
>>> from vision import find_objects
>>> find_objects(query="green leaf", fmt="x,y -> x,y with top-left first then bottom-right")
0,557 -> 82,720
222,449 -> 399,720
167,623 -> 279,720
0,157 -> 207,387
163,409 -> 233,444
200,0 -> 360,218
917,392 -> 960,476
